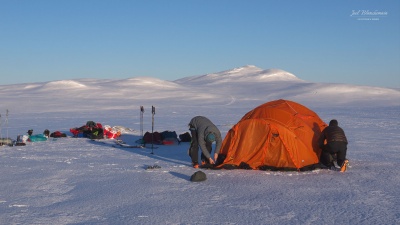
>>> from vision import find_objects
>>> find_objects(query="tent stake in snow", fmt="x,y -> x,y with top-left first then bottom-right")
140,106 -> 144,143
151,106 -> 155,154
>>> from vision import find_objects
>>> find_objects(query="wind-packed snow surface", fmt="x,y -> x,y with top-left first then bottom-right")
1,65 -> 399,224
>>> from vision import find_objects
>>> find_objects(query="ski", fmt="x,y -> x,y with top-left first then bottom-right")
90,139 -> 159,149
113,139 -> 159,149
113,144 -> 145,149
112,143 -> 159,149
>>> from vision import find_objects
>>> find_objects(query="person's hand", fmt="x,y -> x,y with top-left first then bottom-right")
209,157 -> 215,164
214,153 -> 218,163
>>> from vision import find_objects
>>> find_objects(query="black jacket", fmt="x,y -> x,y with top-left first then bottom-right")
319,125 -> 348,148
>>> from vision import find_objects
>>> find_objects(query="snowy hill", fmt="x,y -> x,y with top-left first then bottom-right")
175,65 -> 400,107
1,65 -> 399,114
174,65 -> 302,84
0,66 -> 400,224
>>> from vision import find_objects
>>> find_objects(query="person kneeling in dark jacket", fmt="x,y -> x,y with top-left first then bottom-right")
319,119 -> 349,172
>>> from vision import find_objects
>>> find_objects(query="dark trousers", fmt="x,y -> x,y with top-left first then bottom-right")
320,141 -> 347,167
189,129 -> 212,164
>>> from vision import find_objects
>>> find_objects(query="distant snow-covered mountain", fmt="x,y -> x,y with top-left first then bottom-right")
174,65 -> 302,85
174,65 -> 400,107
1,65 -> 399,113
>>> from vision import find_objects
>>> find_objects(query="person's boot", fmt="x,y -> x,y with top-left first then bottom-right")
329,166 -> 339,171
340,159 -> 349,172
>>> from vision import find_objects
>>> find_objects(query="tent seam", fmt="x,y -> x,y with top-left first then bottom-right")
277,129 -> 300,171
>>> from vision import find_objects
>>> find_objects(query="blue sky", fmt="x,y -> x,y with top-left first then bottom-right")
1,0 -> 399,88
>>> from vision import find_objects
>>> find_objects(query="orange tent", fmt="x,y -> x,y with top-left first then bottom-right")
218,99 -> 327,171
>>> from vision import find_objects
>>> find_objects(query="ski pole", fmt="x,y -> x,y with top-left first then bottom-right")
5,110 -> 9,139
151,106 -> 155,154
140,106 -> 144,140
0,113 -> 2,141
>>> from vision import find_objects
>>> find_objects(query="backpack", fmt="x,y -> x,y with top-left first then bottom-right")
86,127 -> 104,139
179,132 -> 192,142
0,138 -> 13,146
161,130 -> 179,145
43,129 -> 50,137
86,121 -> 96,128
50,131 -> 67,138
143,131 -> 162,144
161,131 -> 178,140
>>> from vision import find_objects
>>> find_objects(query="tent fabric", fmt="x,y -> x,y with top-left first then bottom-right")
218,99 -> 327,171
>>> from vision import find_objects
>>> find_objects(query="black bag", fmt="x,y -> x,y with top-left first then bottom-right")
86,128 -> 104,139
179,132 -> 191,142
43,129 -> 50,137
190,171 -> 207,182
161,131 -> 178,140
86,121 -> 96,128
50,131 -> 67,138
143,131 -> 162,144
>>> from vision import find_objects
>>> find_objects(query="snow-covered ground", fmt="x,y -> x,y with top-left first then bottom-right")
1,65 -> 399,224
